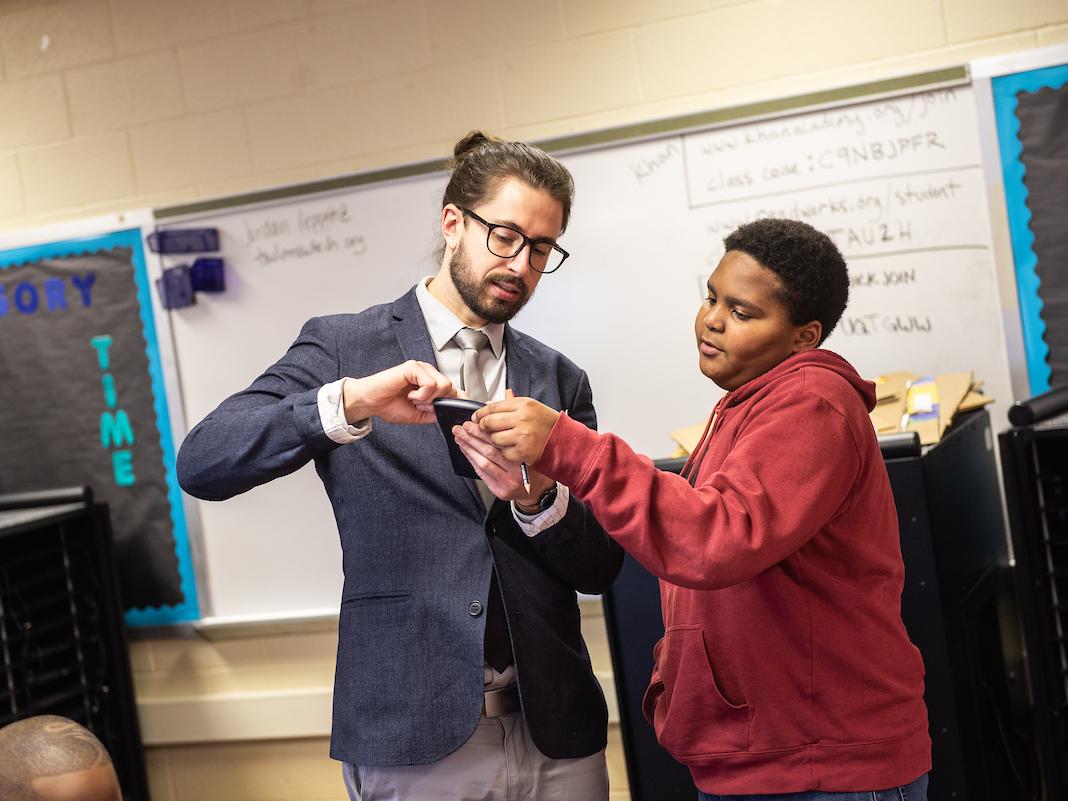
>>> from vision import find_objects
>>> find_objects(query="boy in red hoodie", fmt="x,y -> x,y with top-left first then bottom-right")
456,218 -> 932,799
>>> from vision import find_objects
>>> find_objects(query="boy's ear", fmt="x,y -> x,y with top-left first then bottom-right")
794,320 -> 822,352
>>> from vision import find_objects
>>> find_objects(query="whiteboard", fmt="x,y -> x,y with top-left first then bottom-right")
158,81 -> 1016,621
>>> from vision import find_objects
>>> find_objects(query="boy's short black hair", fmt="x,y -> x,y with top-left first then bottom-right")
724,218 -> 848,344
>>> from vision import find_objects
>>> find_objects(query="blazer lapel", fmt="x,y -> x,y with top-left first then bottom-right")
390,287 -> 437,365
503,326 -> 533,399
392,287 -> 489,514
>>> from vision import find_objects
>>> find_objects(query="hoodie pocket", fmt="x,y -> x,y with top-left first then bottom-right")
646,624 -> 753,760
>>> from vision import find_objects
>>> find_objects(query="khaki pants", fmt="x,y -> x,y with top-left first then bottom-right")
342,712 -> 609,801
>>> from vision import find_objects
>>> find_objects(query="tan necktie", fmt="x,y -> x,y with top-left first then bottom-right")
454,327 -> 495,509
455,327 -> 491,402
453,327 -> 513,672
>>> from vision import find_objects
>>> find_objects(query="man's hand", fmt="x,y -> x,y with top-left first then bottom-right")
342,361 -> 456,425
472,395 -> 560,466
454,420 -> 554,502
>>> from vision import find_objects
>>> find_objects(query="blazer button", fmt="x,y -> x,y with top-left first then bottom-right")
468,600 -> 484,616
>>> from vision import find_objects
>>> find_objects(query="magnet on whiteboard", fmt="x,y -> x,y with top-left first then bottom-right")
191,258 -> 226,292
155,264 -> 195,309
146,228 -> 220,253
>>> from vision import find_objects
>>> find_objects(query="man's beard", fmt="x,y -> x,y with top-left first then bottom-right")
449,242 -> 531,324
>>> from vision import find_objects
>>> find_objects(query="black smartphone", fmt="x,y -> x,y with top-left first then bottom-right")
433,398 -> 486,479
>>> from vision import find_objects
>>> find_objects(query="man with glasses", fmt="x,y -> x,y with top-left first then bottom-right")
177,131 -> 622,801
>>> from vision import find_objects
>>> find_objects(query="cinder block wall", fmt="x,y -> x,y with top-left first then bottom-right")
133,601 -> 626,801
1,0 -> 1066,233
2,1 -> 1066,799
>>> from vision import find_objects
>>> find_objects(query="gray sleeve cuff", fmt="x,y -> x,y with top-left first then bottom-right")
511,484 -> 570,537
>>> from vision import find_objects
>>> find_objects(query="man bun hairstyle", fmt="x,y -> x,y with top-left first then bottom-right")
724,218 -> 849,344
443,131 -> 575,232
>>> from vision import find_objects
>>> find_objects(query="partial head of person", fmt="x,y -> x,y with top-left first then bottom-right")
0,715 -> 122,801
696,217 -> 849,391
433,131 -> 574,327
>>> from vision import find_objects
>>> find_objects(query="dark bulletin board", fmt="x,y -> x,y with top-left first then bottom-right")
0,228 -> 198,625
993,62 -> 1068,395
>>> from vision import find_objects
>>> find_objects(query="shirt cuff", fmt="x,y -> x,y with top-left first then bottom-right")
511,484 -> 570,537
318,379 -> 372,444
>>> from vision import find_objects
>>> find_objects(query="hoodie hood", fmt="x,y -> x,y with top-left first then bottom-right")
720,349 -> 877,413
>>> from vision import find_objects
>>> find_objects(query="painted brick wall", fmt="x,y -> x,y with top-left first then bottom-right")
0,0 -> 1065,232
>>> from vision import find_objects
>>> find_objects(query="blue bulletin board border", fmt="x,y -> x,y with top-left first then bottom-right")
0,228 -> 200,625
992,63 -> 1068,396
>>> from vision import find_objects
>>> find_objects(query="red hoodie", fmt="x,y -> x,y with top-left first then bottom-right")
536,350 -> 931,794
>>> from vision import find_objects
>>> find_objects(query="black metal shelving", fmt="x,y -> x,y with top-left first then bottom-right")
0,490 -> 148,801
1001,408 -> 1068,801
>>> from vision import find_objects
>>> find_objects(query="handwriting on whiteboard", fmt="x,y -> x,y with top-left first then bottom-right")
684,89 -> 970,208
240,200 -> 367,266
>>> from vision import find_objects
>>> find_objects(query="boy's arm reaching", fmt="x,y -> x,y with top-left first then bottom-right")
476,392 -> 862,590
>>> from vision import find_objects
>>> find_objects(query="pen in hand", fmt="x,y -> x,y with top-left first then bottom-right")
520,463 -> 531,495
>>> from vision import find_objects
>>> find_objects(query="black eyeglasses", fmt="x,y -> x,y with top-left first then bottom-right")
460,208 -> 569,274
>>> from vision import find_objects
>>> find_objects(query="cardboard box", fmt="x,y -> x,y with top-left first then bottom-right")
870,371 -> 990,445
669,371 -> 993,455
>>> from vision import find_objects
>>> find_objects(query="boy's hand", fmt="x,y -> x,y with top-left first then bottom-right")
342,361 -> 456,425
473,392 -> 560,465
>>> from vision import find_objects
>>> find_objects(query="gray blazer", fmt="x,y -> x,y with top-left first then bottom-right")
176,287 -> 623,765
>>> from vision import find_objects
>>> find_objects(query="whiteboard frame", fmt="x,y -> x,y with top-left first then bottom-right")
159,62 -> 1045,631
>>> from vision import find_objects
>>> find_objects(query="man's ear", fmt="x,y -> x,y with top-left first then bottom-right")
441,204 -> 464,251
794,320 -> 823,352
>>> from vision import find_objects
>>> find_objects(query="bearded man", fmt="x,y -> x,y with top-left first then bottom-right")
177,131 -> 622,801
